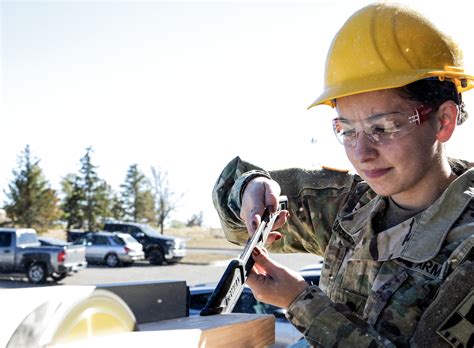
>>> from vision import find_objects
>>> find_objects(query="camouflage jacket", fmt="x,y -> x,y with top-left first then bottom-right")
212,157 -> 474,347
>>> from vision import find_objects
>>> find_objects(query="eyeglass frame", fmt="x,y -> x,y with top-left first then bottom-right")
331,105 -> 434,147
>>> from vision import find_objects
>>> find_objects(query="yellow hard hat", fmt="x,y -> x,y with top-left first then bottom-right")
309,2 -> 474,108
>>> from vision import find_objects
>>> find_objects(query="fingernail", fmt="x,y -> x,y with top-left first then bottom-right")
252,248 -> 261,256
251,220 -> 258,230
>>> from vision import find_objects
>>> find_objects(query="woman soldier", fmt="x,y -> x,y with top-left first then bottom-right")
212,2 -> 474,347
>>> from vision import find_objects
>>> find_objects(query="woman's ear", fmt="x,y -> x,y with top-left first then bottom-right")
435,100 -> 458,143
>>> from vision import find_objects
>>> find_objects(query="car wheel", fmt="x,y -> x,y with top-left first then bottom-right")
149,249 -> 164,265
27,263 -> 47,284
51,272 -> 67,281
105,253 -> 120,267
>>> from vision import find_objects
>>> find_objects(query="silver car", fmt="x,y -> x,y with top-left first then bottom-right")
74,231 -> 145,267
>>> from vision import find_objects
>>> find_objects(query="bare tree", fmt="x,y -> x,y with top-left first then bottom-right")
150,166 -> 183,234
187,211 -> 204,227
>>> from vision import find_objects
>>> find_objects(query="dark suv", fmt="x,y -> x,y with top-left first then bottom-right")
102,222 -> 186,265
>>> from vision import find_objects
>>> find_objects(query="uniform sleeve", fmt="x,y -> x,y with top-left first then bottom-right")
286,286 -> 397,347
212,156 -> 268,245
212,156 -> 358,255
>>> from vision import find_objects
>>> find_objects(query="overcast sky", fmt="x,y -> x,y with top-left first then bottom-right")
2,0 -> 474,227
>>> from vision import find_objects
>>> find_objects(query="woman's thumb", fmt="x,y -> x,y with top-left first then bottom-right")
252,246 -> 279,272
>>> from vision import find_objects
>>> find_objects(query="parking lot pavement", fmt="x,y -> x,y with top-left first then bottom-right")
0,252 -> 319,288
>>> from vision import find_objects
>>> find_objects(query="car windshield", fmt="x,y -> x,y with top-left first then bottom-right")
140,225 -> 161,237
190,288 -> 280,315
234,292 -> 280,315
17,232 -> 39,246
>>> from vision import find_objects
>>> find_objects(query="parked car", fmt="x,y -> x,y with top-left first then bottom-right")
73,231 -> 145,267
102,222 -> 186,265
298,259 -> 324,286
37,236 -> 88,281
0,228 -> 87,283
189,284 -> 303,347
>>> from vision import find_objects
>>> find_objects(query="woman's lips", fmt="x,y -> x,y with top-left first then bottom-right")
363,168 -> 392,179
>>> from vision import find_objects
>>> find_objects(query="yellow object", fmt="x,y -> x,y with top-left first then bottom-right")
309,2 -> 474,108
2,286 -> 136,347
49,290 -> 136,345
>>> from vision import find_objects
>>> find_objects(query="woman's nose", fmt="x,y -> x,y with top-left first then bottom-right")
352,131 -> 378,163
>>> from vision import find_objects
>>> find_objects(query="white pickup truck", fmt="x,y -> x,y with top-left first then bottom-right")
0,228 -> 87,284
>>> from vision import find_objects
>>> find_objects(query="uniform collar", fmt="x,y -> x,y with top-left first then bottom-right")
341,168 -> 474,263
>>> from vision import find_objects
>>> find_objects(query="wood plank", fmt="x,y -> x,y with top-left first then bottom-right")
139,313 -> 275,347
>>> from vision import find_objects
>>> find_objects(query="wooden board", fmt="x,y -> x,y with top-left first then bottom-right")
52,314 -> 275,347
139,313 -> 275,347
0,286 -> 275,347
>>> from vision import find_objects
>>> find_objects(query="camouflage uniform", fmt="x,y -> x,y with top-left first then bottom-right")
213,156 -> 474,347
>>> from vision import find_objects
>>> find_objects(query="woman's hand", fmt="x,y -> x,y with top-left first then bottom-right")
241,177 -> 289,243
247,247 -> 309,309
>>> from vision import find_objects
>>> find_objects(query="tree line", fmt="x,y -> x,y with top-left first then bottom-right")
1,145 -> 201,233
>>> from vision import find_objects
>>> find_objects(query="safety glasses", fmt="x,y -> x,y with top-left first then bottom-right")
332,105 -> 434,147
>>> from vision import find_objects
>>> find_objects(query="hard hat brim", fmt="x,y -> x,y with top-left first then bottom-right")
308,70 -> 474,109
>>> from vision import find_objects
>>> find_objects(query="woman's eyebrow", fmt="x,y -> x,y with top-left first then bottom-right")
336,111 -> 398,122
366,111 -> 400,121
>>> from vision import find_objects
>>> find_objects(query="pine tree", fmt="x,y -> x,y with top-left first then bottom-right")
121,164 -> 156,223
110,193 -> 126,221
140,190 -> 156,224
79,147 -> 111,230
61,147 -> 112,230
3,145 -> 61,231
61,173 -> 85,229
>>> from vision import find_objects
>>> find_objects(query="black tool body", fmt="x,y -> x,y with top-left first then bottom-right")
200,196 -> 288,316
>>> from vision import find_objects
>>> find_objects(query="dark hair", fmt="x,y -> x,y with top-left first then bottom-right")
399,79 -> 468,125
